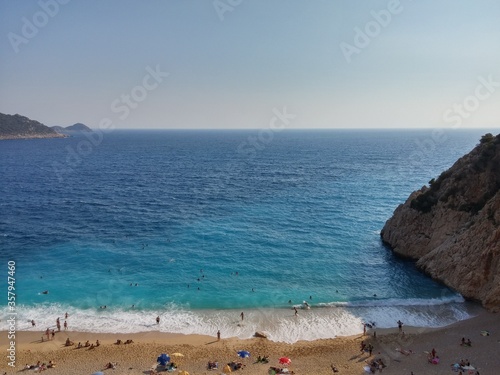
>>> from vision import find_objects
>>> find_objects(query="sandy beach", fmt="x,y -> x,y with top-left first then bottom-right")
1,307 -> 498,375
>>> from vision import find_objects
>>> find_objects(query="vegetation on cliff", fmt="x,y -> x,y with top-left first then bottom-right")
410,133 -> 500,215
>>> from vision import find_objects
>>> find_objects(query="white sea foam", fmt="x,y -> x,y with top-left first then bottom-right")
0,296 -> 474,343
317,295 -> 466,308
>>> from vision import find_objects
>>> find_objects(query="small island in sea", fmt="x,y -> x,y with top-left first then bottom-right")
52,122 -> 93,134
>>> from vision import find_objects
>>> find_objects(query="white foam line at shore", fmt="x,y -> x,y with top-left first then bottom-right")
0,299 -> 473,344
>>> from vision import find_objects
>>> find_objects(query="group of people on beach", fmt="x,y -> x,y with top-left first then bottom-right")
115,339 -> 134,344
55,315 -> 69,331
365,357 -> 386,373
269,366 -> 295,374
362,321 -> 377,337
207,361 -> 218,370
42,328 -> 55,342
228,361 -> 245,371
460,337 -> 472,346
256,355 -> 270,363
35,313 -> 70,344
104,362 -> 118,370
451,358 -> 480,375
360,341 -> 374,356
24,360 -> 56,371
74,340 -> 100,349
427,347 -> 440,364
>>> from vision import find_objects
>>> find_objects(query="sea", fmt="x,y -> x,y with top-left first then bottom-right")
0,128 -> 492,343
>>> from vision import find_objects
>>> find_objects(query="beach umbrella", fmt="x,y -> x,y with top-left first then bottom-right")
279,357 -> 291,365
222,364 -> 232,373
171,352 -> 184,364
237,350 -> 250,358
157,353 -> 170,366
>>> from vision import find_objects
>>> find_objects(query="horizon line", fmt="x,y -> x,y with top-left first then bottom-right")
86,126 -> 500,131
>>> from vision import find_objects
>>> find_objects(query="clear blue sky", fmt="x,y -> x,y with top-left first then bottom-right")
1,0 -> 499,129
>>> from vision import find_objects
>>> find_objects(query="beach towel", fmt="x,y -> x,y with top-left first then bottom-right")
461,365 -> 475,370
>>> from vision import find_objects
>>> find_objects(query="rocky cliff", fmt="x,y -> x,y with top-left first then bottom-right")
381,133 -> 500,312
0,113 -> 66,140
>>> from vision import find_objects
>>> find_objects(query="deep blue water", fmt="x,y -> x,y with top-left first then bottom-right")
0,129 -> 491,341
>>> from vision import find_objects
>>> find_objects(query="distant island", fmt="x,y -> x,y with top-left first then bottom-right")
0,113 -> 92,140
52,122 -> 93,134
0,112 -> 67,140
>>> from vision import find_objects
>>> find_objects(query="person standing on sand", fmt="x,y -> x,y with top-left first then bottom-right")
397,320 -> 403,332
294,307 -> 298,316
240,312 -> 244,321
217,330 -> 221,341
64,321 -> 67,330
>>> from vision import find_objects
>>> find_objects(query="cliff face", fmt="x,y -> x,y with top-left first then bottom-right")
381,133 -> 500,312
0,113 -> 66,140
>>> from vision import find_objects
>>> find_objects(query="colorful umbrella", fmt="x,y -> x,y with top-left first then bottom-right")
279,357 -> 291,365
237,350 -> 250,358
157,353 -> 170,366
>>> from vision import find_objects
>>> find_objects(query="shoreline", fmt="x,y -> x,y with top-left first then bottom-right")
0,296 -> 474,343
1,307 -> 497,374
0,134 -> 67,140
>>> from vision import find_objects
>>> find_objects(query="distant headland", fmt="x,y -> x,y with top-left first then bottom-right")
0,112 -> 91,140
381,133 -> 500,312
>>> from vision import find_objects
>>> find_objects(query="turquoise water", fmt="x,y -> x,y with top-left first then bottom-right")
0,129 -> 488,342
